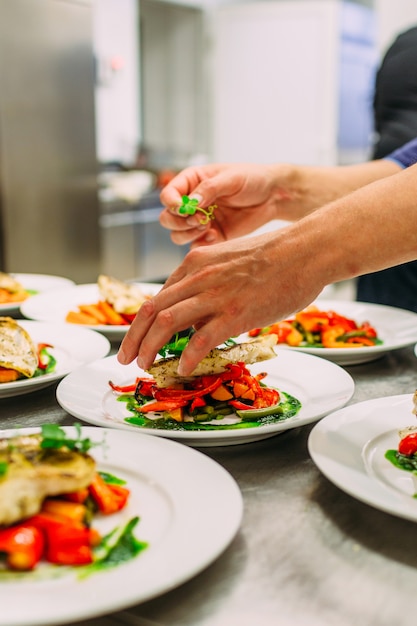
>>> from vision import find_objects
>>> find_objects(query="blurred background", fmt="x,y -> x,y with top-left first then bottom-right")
0,0 -> 415,285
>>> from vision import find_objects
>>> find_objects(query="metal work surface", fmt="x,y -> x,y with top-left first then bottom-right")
2,346 -> 417,626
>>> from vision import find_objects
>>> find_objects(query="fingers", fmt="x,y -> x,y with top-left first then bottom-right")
117,281 -> 213,371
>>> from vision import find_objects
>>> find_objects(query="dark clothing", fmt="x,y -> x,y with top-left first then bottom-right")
357,27 -> 417,312
372,27 -> 417,160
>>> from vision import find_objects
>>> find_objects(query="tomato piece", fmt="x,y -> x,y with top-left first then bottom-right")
398,433 -> 417,456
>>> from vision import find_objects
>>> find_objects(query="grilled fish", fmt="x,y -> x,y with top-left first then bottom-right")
147,334 -> 278,387
98,274 -> 149,314
0,317 -> 38,380
0,433 -> 96,526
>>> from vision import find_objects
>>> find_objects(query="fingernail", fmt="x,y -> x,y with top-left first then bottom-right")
189,193 -> 203,203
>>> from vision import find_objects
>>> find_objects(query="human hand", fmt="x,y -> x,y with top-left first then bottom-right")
117,227 -> 324,376
159,162 -> 288,246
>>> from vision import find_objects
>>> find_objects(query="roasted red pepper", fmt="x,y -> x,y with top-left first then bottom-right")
88,472 -> 130,515
0,523 -> 44,571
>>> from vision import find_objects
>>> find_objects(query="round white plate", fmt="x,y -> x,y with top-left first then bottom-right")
245,299 -> 417,366
0,321 -> 110,399
20,282 -> 163,341
308,394 -> 417,522
56,349 -> 354,447
0,273 -> 75,316
0,426 -> 243,626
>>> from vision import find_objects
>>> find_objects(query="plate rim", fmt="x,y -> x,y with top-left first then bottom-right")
56,350 -> 355,446
20,282 -> 164,338
0,426 -> 243,626
243,299 -> 417,365
308,393 -> 417,522
0,321 -> 110,398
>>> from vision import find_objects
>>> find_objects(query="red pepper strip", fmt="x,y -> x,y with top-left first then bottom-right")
45,524 -> 93,566
154,377 -> 223,401
109,376 -> 148,393
0,524 -> 44,571
229,399 -> 253,411
88,472 -> 130,514
136,379 -> 157,397
253,387 -> 280,408
248,328 -> 262,337
37,343 -> 54,370
190,396 -> 206,412
346,336 -> 376,346
138,398 -> 190,413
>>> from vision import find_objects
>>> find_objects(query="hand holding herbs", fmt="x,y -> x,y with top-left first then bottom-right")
177,195 -> 217,225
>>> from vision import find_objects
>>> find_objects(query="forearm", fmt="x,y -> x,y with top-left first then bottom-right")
280,162 -> 417,286
269,159 -> 402,221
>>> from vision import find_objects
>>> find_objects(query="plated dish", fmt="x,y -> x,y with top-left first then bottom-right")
20,282 -> 163,341
0,273 -> 75,316
56,349 -> 355,447
0,321 -> 110,399
308,394 -> 417,522
245,300 -> 417,366
0,426 -> 243,626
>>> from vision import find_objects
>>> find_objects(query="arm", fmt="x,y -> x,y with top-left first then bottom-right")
159,159 -> 400,246
118,163 -> 417,375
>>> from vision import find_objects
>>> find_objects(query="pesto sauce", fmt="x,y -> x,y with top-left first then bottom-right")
121,391 -> 302,431
0,516 -> 147,583
385,448 -> 417,473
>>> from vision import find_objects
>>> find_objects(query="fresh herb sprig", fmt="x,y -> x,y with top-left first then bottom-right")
158,329 -> 196,358
177,195 -> 217,225
158,329 -> 236,359
40,423 -> 96,454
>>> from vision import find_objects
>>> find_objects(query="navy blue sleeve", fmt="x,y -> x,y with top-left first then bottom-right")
384,137 -> 417,168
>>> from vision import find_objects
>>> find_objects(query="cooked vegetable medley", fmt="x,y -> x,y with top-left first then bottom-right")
249,305 -> 382,349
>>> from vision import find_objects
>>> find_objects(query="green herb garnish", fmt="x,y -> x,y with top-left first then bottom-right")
177,195 -> 217,224
40,423 -> 95,454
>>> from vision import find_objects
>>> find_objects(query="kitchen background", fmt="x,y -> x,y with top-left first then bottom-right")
0,0 -> 416,285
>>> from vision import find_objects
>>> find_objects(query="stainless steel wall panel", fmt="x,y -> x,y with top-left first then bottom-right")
0,0 -> 101,282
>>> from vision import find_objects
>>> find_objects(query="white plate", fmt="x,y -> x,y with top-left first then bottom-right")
0,273 -> 75,316
20,282 -> 163,341
246,299 -> 417,366
308,394 -> 417,522
0,321 -> 110,399
56,350 -> 354,447
0,426 -> 243,626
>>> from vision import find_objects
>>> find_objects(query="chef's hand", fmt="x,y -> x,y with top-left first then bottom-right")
117,227 -> 324,376
159,163 -> 289,247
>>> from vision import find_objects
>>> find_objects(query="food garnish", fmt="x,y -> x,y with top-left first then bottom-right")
385,392 -> 417,497
249,305 -> 382,349
0,317 -> 56,383
177,195 -> 217,225
0,425 -> 147,576
109,336 -> 301,430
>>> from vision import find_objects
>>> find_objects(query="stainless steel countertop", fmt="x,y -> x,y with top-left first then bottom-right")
2,345 -> 417,626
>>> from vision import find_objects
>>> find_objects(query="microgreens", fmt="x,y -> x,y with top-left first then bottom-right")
177,195 -> 217,225
40,423 -> 96,454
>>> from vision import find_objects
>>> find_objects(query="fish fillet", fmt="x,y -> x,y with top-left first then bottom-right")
0,317 -> 38,379
0,434 -> 96,526
147,334 -> 278,387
